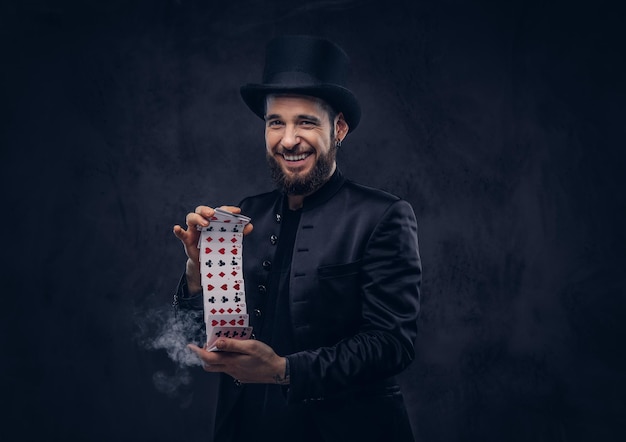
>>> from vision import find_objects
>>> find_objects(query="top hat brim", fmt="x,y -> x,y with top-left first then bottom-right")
240,83 -> 361,132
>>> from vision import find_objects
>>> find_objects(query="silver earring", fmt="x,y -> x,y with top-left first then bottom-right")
335,139 -> 342,148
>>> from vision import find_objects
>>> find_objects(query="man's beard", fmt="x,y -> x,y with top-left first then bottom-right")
267,147 -> 336,196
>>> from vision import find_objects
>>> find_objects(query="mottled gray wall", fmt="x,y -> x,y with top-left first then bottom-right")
2,0 -> 624,441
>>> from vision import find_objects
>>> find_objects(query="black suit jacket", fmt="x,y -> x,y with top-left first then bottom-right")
178,170 -> 421,441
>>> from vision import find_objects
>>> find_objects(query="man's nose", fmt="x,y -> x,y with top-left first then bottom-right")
281,125 -> 299,150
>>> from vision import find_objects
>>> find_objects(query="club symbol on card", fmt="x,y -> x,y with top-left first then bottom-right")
218,260 -> 225,266
241,330 -> 248,338
206,260 -> 212,267
224,331 -> 231,337
232,226 -> 240,232
219,227 -> 226,232
221,296 -> 229,303
208,296 -> 216,303
231,259 -> 238,266
232,331 -> 239,337
215,331 -> 222,337
234,295 -> 241,302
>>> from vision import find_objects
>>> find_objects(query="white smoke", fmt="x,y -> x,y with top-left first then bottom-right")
134,304 -> 204,398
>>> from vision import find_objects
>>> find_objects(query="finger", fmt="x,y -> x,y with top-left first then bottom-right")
195,205 -> 215,219
186,212 -> 210,229
218,206 -> 241,214
173,224 -> 187,240
215,338 -> 255,354
243,223 -> 254,236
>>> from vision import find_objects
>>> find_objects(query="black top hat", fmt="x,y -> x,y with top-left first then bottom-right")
240,35 -> 361,132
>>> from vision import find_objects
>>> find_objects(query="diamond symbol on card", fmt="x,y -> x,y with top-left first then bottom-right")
231,271 -> 237,277
219,272 -> 225,278
210,308 -> 217,314
227,308 -> 234,313
207,273 -> 213,278
235,307 -> 241,313
231,237 -> 237,243
206,237 -> 212,242
219,237 -> 225,243
218,308 -> 225,314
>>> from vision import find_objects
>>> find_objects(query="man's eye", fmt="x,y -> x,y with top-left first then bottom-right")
268,120 -> 283,127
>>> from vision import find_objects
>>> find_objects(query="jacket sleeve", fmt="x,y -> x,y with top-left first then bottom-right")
286,199 -> 421,402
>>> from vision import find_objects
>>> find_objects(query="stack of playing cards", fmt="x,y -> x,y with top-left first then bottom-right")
197,208 -> 253,351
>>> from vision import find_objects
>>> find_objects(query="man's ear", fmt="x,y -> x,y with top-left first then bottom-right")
335,112 -> 349,141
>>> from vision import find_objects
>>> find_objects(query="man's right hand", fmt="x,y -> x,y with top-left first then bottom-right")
173,205 -> 253,294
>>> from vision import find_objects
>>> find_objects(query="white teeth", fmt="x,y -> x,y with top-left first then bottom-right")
283,153 -> 310,161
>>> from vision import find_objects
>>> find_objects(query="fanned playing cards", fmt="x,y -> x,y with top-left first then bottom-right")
197,208 -> 253,351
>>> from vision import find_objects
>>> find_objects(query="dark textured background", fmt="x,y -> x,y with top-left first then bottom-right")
2,0 -> 625,441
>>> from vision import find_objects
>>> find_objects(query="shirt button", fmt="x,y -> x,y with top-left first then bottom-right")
258,284 -> 267,294
254,309 -> 262,317
275,213 -> 281,223
262,260 -> 271,270
233,379 -> 242,387
270,234 -> 278,245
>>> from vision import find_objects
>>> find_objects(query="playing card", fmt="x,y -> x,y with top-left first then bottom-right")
206,326 -> 254,351
195,206 -> 253,351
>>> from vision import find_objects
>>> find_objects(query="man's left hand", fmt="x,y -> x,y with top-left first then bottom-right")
187,339 -> 289,385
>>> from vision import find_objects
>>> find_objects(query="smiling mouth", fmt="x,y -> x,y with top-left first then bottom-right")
281,152 -> 312,162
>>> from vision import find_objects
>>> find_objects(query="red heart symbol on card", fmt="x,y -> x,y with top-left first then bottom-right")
231,248 -> 238,255
233,284 -> 240,290
211,320 -> 218,326
229,319 -> 236,325
210,216 -> 218,220
207,284 -> 214,291
205,247 -> 212,254
220,319 -> 226,326
221,284 -> 228,290
238,319 -> 245,325
218,248 -> 226,254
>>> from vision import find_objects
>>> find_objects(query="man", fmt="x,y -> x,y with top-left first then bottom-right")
173,35 -> 421,441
